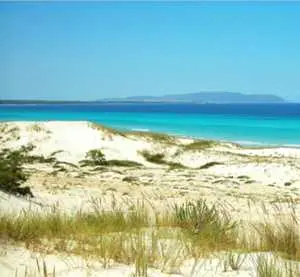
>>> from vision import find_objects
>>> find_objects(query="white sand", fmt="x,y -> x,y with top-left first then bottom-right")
1,243 -> 299,277
1,121 -> 300,277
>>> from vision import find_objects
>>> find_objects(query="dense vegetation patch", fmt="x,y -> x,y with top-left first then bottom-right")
80,149 -> 143,168
183,140 -> 216,151
0,144 -> 69,196
198,161 -> 223,169
141,150 -> 186,169
175,200 -> 237,250
0,145 -> 34,197
140,151 -> 166,164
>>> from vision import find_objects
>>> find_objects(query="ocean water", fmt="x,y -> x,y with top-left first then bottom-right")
0,103 -> 300,146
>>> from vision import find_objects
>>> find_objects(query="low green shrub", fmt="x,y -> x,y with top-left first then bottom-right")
86,149 -> 107,165
107,160 -> 142,167
184,140 -> 216,151
80,149 -> 143,168
0,146 -> 33,197
199,161 -> 223,169
141,150 -> 186,169
140,151 -> 166,164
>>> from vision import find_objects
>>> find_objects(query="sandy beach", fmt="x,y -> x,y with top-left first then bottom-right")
1,121 -> 299,277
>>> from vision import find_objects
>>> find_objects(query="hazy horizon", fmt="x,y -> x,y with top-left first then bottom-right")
1,2 -> 300,101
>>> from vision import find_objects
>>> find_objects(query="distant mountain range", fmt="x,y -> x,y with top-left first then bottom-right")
102,92 -> 285,103
0,92 -> 285,104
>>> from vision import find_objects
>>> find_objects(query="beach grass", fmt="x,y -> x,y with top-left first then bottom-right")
255,255 -> 300,277
140,150 -> 186,168
140,151 -> 166,164
79,149 -> 143,168
198,161 -> 223,169
88,122 -> 126,137
183,140 -> 216,151
0,199 -> 237,273
2,198 -> 299,276
254,217 -> 300,261
89,122 -> 176,145
222,251 -> 246,272
125,130 -> 177,144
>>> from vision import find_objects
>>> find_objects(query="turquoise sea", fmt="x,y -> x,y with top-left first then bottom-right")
0,103 -> 300,147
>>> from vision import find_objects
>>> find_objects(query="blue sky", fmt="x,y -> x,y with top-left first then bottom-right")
0,2 -> 299,101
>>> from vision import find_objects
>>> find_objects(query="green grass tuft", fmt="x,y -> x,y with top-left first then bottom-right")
174,200 -> 237,251
80,149 -> 142,168
140,151 -> 186,168
254,218 -> 300,261
198,161 -> 223,169
183,140 -> 216,151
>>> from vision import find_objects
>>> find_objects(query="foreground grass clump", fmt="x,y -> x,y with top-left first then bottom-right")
1,199 -> 300,276
254,217 -> 300,261
0,199 -> 238,271
80,149 -> 142,167
0,203 -> 148,243
256,255 -> 300,277
174,200 -> 237,251
256,255 -> 283,277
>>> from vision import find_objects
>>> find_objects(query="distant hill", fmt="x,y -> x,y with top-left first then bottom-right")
0,92 -> 285,105
103,92 -> 285,103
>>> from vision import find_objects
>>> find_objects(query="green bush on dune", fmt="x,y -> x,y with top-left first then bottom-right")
141,150 -> 186,169
80,149 -> 142,167
184,140 -> 216,151
0,146 -> 34,197
86,149 -> 107,165
140,151 -> 166,164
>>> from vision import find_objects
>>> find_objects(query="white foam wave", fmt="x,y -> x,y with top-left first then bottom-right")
233,140 -> 300,148
131,128 -> 150,132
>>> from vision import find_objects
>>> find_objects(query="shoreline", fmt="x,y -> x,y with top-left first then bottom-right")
1,102 -> 300,147
2,119 -> 300,149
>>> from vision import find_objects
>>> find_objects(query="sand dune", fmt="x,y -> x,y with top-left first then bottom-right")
1,121 -> 300,277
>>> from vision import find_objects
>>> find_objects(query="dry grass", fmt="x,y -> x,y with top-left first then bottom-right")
0,199 -> 238,274
125,130 -> 176,144
27,124 -> 46,133
222,251 -> 246,272
254,218 -> 300,261
89,122 -> 176,145
174,200 -> 238,252
88,122 -> 126,137
256,255 -> 300,277
15,258 -> 56,277
1,199 -> 300,276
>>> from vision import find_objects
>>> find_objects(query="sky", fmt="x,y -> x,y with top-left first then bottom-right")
0,2 -> 299,101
